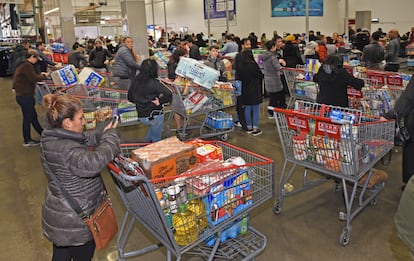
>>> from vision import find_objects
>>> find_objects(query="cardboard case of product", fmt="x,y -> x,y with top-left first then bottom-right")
51,65 -> 79,86
131,137 -> 197,180
78,67 -> 105,86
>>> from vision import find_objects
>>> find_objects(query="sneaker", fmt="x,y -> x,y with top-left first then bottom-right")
23,140 -> 40,147
246,128 -> 254,134
267,110 -> 274,119
251,128 -> 262,136
234,121 -> 242,128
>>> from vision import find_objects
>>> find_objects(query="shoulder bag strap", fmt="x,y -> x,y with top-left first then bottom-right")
48,173 -> 88,219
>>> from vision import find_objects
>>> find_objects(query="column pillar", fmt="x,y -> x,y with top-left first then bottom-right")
120,0 -> 149,59
58,0 -> 75,49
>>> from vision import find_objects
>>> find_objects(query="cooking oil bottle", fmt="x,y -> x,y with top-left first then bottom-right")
172,204 -> 198,246
187,198 -> 207,231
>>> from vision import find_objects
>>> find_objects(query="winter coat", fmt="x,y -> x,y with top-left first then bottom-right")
112,44 -> 141,79
382,75 -> 414,184
362,41 -> 385,69
13,61 -> 45,96
383,74 -> 414,135
34,47 -> 55,73
234,51 -> 263,105
40,127 -> 120,247
318,44 -> 328,62
167,61 -> 178,80
9,44 -> 28,75
204,56 -> 227,81
262,50 -> 283,93
128,78 -> 172,118
68,51 -> 87,69
283,42 -> 304,68
314,65 -> 364,107
220,41 -> 239,55
88,47 -> 112,68
189,44 -> 201,60
385,38 -> 400,64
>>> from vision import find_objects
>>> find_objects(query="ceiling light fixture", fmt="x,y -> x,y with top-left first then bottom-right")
44,7 -> 59,15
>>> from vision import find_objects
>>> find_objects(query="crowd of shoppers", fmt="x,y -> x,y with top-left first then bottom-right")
6,23 -> 414,259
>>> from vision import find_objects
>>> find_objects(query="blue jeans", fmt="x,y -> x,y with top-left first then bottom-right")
16,96 -> 43,142
244,104 -> 260,129
139,114 -> 164,142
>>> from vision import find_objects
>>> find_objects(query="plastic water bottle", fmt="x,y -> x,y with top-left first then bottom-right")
240,215 -> 249,235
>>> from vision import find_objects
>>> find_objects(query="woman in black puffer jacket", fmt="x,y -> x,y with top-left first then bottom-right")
40,93 -> 120,260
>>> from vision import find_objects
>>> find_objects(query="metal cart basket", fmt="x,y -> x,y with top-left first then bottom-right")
107,141 -> 274,260
270,101 -> 394,246
164,81 -> 236,141
365,70 -> 409,101
282,67 -> 317,108
60,85 -> 138,128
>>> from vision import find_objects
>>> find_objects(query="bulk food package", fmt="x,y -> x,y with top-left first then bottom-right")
51,66 -> 138,129
51,65 -> 105,87
130,137 -> 253,246
173,58 -> 235,115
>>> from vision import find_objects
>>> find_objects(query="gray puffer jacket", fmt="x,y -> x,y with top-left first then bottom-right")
262,50 -> 283,93
112,44 -> 141,79
40,127 -> 120,247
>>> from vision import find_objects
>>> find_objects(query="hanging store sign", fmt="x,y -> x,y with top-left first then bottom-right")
0,0 -> 24,3
271,0 -> 323,17
204,0 -> 236,20
75,11 -> 101,24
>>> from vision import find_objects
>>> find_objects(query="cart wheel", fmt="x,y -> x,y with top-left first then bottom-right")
370,198 -> 377,206
333,182 -> 341,193
339,228 -> 351,246
220,134 -> 228,141
273,201 -> 282,215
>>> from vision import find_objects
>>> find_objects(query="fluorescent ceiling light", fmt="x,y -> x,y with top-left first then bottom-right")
44,7 -> 59,15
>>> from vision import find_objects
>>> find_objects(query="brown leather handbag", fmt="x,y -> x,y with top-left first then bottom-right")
83,196 -> 118,250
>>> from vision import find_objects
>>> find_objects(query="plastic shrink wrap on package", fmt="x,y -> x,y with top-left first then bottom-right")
78,67 -> 105,86
51,65 -> 79,86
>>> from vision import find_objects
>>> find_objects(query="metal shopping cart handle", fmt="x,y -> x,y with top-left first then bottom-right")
108,154 -> 147,183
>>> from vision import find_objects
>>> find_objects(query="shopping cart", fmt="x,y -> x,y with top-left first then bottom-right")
36,80 -> 66,97
60,85 -> 138,128
164,81 -> 236,141
270,101 -> 394,246
107,141 -> 274,260
347,77 -> 382,114
365,70 -> 408,101
293,100 -> 363,120
282,67 -> 318,108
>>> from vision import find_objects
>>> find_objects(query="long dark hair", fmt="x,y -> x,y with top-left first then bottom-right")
136,58 -> 159,80
322,54 -> 343,74
169,47 -> 185,64
239,50 -> 255,64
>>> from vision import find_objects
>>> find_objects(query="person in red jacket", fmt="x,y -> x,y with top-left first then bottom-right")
13,49 -> 48,146
318,36 -> 328,62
